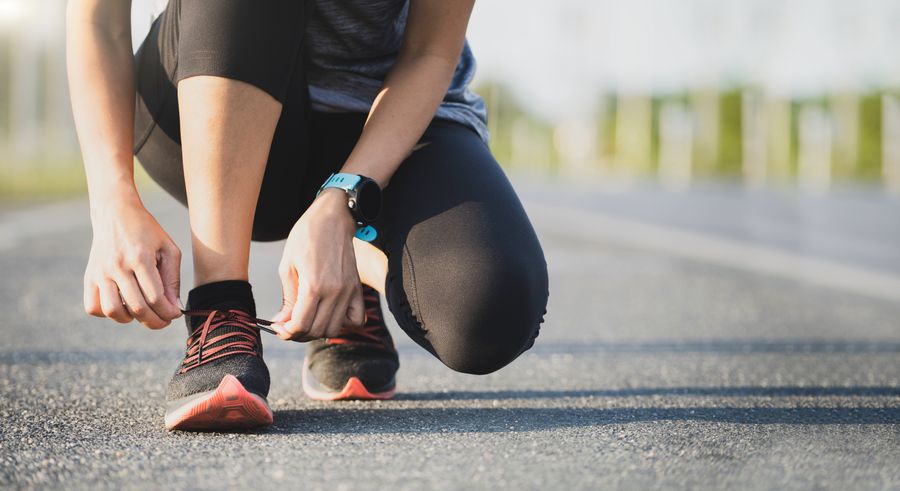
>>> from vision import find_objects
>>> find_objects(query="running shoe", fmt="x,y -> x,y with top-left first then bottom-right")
302,286 -> 399,400
165,308 -> 273,431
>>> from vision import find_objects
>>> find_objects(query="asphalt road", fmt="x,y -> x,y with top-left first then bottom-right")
1,180 -> 898,490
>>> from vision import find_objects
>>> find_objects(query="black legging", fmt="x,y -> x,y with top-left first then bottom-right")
132,0 -> 549,375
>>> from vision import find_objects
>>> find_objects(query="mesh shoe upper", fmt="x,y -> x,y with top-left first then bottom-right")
167,308 -> 270,401
305,286 -> 399,392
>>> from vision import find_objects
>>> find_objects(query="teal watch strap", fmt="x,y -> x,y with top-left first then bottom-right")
355,225 -> 377,242
318,172 -> 362,194
318,173 -> 378,243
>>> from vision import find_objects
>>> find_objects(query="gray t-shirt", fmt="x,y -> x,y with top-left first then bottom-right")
306,0 -> 488,142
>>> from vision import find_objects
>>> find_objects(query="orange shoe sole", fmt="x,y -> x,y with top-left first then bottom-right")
301,357 -> 396,401
165,374 -> 273,431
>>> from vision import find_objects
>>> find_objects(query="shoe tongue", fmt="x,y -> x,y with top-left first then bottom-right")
183,303 -> 263,360
185,280 -> 256,333
184,300 -> 257,335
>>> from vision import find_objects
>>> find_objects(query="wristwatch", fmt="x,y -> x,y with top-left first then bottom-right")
317,172 -> 382,242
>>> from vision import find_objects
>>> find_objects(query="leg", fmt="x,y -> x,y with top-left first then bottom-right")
179,76 -> 281,285
134,0 -> 311,246
380,121 -> 550,375
131,0 -> 308,431
354,239 -> 388,294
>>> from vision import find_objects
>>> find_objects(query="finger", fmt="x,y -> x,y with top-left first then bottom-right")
116,273 -> 167,329
133,260 -> 180,322
269,321 -> 314,342
345,283 -> 365,327
324,291 -> 352,339
283,284 -> 320,341
158,245 -> 183,313
83,278 -> 103,317
278,262 -> 298,315
309,292 -> 339,339
99,279 -> 132,323
270,305 -> 291,324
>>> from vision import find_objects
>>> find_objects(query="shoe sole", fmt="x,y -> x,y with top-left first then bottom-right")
301,356 -> 396,401
165,374 -> 273,431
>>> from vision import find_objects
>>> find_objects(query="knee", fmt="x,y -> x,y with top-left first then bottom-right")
425,255 -> 548,375
176,0 -> 306,103
435,327 -> 536,376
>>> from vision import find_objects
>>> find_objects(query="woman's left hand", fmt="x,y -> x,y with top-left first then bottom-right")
271,188 -> 366,341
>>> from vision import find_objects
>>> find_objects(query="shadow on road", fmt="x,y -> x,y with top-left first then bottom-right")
527,340 -> 900,355
269,406 -> 900,434
399,386 -> 900,400
4,338 -> 899,365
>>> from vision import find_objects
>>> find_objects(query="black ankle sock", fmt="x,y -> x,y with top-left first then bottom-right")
186,280 -> 256,331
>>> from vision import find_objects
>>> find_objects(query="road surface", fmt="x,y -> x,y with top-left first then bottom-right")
1,180 -> 898,489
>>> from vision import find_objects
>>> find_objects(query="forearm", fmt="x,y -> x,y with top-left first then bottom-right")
66,2 -> 139,219
340,53 -> 457,187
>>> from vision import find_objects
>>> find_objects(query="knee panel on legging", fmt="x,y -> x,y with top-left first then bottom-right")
386,201 -> 549,376
422,253 -> 546,375
175,0 -> 307,103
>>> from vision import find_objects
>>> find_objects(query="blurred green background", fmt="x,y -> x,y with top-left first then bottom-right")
2,0 -> 900,199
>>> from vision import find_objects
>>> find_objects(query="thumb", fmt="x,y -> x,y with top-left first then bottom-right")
158,244 -> 183,313
275,263 -> 298,324
271,303 -> 292,324
345,284 -> 365,327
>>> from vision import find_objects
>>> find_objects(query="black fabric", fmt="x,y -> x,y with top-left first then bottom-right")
186,280 -> 256,325
135,1 -> 549,376
306,286 -> 399,392
167,280 -> 270,401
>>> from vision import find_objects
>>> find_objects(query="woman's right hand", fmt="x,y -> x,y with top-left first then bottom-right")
83,192 -> 183,329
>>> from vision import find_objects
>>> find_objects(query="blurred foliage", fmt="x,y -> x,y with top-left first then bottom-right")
0,158 -> 157,202
477,80 -> 896,188
1,81 -> 898,201
858,93 -> 883,180
718,89 -> 743,177
0,158 -> 86,201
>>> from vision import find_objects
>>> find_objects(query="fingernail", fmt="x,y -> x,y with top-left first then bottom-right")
177,298 -> 186,311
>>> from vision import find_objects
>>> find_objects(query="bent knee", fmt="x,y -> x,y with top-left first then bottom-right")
398,232 -> 549,375
435,330 -> 536,375
426,267 -> 547,375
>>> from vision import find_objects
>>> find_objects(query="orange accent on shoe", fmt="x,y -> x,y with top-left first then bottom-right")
301,357 -> 396,401
165,374 -> 273,431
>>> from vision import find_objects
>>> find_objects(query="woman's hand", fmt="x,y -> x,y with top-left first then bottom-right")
83,191 -> 183,329
271,189 -> 366,341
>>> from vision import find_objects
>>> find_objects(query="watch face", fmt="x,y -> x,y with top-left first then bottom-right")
355,179 -> 382,223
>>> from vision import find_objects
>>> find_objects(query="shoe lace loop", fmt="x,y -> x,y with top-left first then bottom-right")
326,290 -> 387,348
179,309 -> 274,373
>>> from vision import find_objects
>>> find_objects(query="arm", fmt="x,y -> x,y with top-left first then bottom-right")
67,0 -> 137,208
340,0 -> 477,187
273,0 -> 476,340
67,0 -> 182,328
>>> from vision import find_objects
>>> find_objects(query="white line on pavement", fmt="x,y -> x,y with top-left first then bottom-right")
526,202 -> 900,304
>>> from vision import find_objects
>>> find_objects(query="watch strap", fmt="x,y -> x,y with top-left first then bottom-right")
318,172 -> 362,195
318,173 -> 379,243
354,225 -> 377,242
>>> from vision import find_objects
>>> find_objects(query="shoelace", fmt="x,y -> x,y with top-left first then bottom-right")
178,309 -> 276,374
326,290 -> 388,348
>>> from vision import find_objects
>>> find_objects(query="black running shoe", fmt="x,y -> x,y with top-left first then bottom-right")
302,285 -> 399,400
165,307 -> 272,431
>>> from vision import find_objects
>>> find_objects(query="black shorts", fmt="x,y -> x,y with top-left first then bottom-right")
133,0 -> 549,374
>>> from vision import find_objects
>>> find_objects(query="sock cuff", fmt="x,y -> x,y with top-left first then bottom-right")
187,279 -> 255,315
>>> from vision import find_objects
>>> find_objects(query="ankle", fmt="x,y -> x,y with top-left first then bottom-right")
187,279 -> 256,321
193,271 -> 249,288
